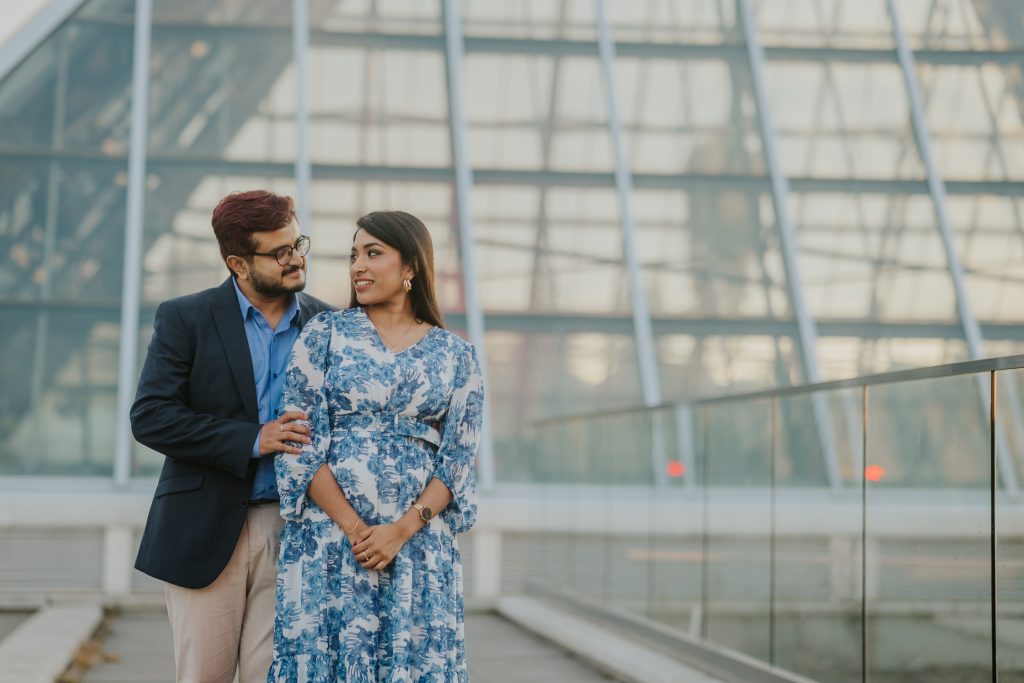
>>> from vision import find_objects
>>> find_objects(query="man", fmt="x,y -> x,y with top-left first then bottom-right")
131,190 -> 333,683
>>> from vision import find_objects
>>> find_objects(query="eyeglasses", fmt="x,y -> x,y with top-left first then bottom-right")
250,235 -> 310,266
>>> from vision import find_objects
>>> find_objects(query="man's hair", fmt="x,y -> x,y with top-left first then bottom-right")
211,190 -> 296,274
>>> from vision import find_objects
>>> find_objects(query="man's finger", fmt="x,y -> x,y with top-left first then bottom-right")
279,411 -> 308,422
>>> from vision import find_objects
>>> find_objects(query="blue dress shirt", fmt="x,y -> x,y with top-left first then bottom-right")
233,278 -> 302,501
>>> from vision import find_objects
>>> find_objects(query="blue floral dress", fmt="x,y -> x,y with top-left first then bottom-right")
268,307 -> 483,682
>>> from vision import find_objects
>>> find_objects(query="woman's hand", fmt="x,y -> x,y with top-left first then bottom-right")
345,519 -> 371,549
351,522 -> 416,571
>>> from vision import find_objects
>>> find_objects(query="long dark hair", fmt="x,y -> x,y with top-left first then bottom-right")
350,211 -> 445,329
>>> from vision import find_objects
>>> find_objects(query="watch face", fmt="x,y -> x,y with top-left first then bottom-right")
420,506 -> 433,521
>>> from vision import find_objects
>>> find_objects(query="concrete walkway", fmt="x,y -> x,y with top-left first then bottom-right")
79,609 -> 617,683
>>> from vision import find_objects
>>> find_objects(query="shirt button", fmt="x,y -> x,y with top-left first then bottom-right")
241,498 -> 249,507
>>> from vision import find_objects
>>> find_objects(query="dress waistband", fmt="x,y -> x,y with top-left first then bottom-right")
332,412 -> 442,448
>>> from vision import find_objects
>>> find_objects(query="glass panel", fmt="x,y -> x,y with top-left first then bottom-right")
147,2 -> 294,162
773,388 -> 863,683
0,0 -> 134,476
948,195 -> 1024,324
616,58 -> 762,175
703,398 -> 773,661
634,187 -> 789,320
607,0 -> 737,44
755,0 -> 895,49
606,411 -> 655,615
1,310 -> 120,476
317,0 -> 441,35
918,63 -> 1024,182
792,192 -> 960,324
573,415 -> 614,603
464,54 -> 612,172
462,0 -> 595,40
0,156 -> 128,474
649,406 -> 704,632
997,368 -> 1024,682
896,0 -> 1024,51
765,60 -> 921,180
0,6 -> 135,152
308,47 -> 450,167
865,375 -> 992,681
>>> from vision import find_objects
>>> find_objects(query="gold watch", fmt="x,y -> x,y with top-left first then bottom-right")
412,503 -> 433,523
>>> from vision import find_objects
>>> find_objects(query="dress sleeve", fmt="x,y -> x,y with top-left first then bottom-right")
275,312 -> 333,521
434,343 -> 485,534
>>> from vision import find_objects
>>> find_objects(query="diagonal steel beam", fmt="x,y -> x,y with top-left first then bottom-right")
887,0 -> 1019,494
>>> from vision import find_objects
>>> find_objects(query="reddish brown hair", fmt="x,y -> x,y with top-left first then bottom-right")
211,190 -> 296,275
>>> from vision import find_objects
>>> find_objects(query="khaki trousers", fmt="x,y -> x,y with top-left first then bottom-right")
165,504 -> 283,683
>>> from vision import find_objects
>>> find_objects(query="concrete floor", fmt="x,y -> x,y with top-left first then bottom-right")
79,609 -> 618,683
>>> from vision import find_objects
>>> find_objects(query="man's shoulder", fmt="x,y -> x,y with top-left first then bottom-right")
297,292 -> 336,315
158,282 -> 228,317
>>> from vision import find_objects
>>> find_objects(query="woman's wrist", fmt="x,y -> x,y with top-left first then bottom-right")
341,515 -> 363,537
396,511 -> 423,540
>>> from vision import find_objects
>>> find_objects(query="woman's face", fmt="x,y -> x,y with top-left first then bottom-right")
350,228 -> 411,306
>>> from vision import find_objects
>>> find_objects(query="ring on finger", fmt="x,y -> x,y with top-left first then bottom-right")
362,551 -> 369,562
279,423 -> 285,431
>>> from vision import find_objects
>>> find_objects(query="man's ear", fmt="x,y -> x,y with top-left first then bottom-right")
226,255 -> 249,281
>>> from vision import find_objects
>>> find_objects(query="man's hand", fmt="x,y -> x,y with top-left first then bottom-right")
259,411 -> 311,456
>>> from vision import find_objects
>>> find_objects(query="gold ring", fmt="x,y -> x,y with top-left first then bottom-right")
279,423 -> 285,431
362,551 -> 369,562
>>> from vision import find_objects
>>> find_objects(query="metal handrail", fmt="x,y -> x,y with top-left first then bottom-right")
535,352 -> 1024,427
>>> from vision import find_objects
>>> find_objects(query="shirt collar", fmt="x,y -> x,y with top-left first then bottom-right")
231,277 -> 301,328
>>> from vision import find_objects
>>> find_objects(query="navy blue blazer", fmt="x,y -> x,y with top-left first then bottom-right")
132,277 -> 334,588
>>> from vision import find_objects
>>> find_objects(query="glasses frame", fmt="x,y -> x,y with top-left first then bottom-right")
249,235 -> 311,266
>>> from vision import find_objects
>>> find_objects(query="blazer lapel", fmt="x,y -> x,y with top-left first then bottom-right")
296,293 -> 320,327
211,278 -> 259,422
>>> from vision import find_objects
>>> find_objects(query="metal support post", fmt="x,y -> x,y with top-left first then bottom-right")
737,0 -> 841,488
113,0 -> 153,487
595,0 -> 666,484
292,0 -> 313,272
442,0 -> 496,490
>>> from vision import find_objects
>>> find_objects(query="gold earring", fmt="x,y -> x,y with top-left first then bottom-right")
403,278 -> 412,292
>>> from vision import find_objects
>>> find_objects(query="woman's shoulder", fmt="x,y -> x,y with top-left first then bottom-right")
307,307 -> 360,327
432,327 -> 479,360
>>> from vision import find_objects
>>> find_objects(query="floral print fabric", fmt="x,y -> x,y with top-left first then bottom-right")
269,307 -> 483,682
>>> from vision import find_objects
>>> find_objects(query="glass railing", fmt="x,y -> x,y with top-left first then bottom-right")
530,355 -> 1024,683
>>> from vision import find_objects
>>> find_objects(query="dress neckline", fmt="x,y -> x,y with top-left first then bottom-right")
357,306 -> 439,356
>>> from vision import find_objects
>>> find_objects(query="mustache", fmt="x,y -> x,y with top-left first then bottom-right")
283,265 -> 304,276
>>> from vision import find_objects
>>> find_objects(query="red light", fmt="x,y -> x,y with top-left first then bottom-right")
666,460 -> 686,478
865,464 -> 886,482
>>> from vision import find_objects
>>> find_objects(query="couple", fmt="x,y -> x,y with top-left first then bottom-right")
131,190 -> 484,683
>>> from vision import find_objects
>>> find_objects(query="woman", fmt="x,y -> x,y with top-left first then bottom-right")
268,211 -> 484,682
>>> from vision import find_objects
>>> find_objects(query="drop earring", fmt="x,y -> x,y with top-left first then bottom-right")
403,278 -> 412,292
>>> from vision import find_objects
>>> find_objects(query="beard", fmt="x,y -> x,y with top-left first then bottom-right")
250,264 -> 306,298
